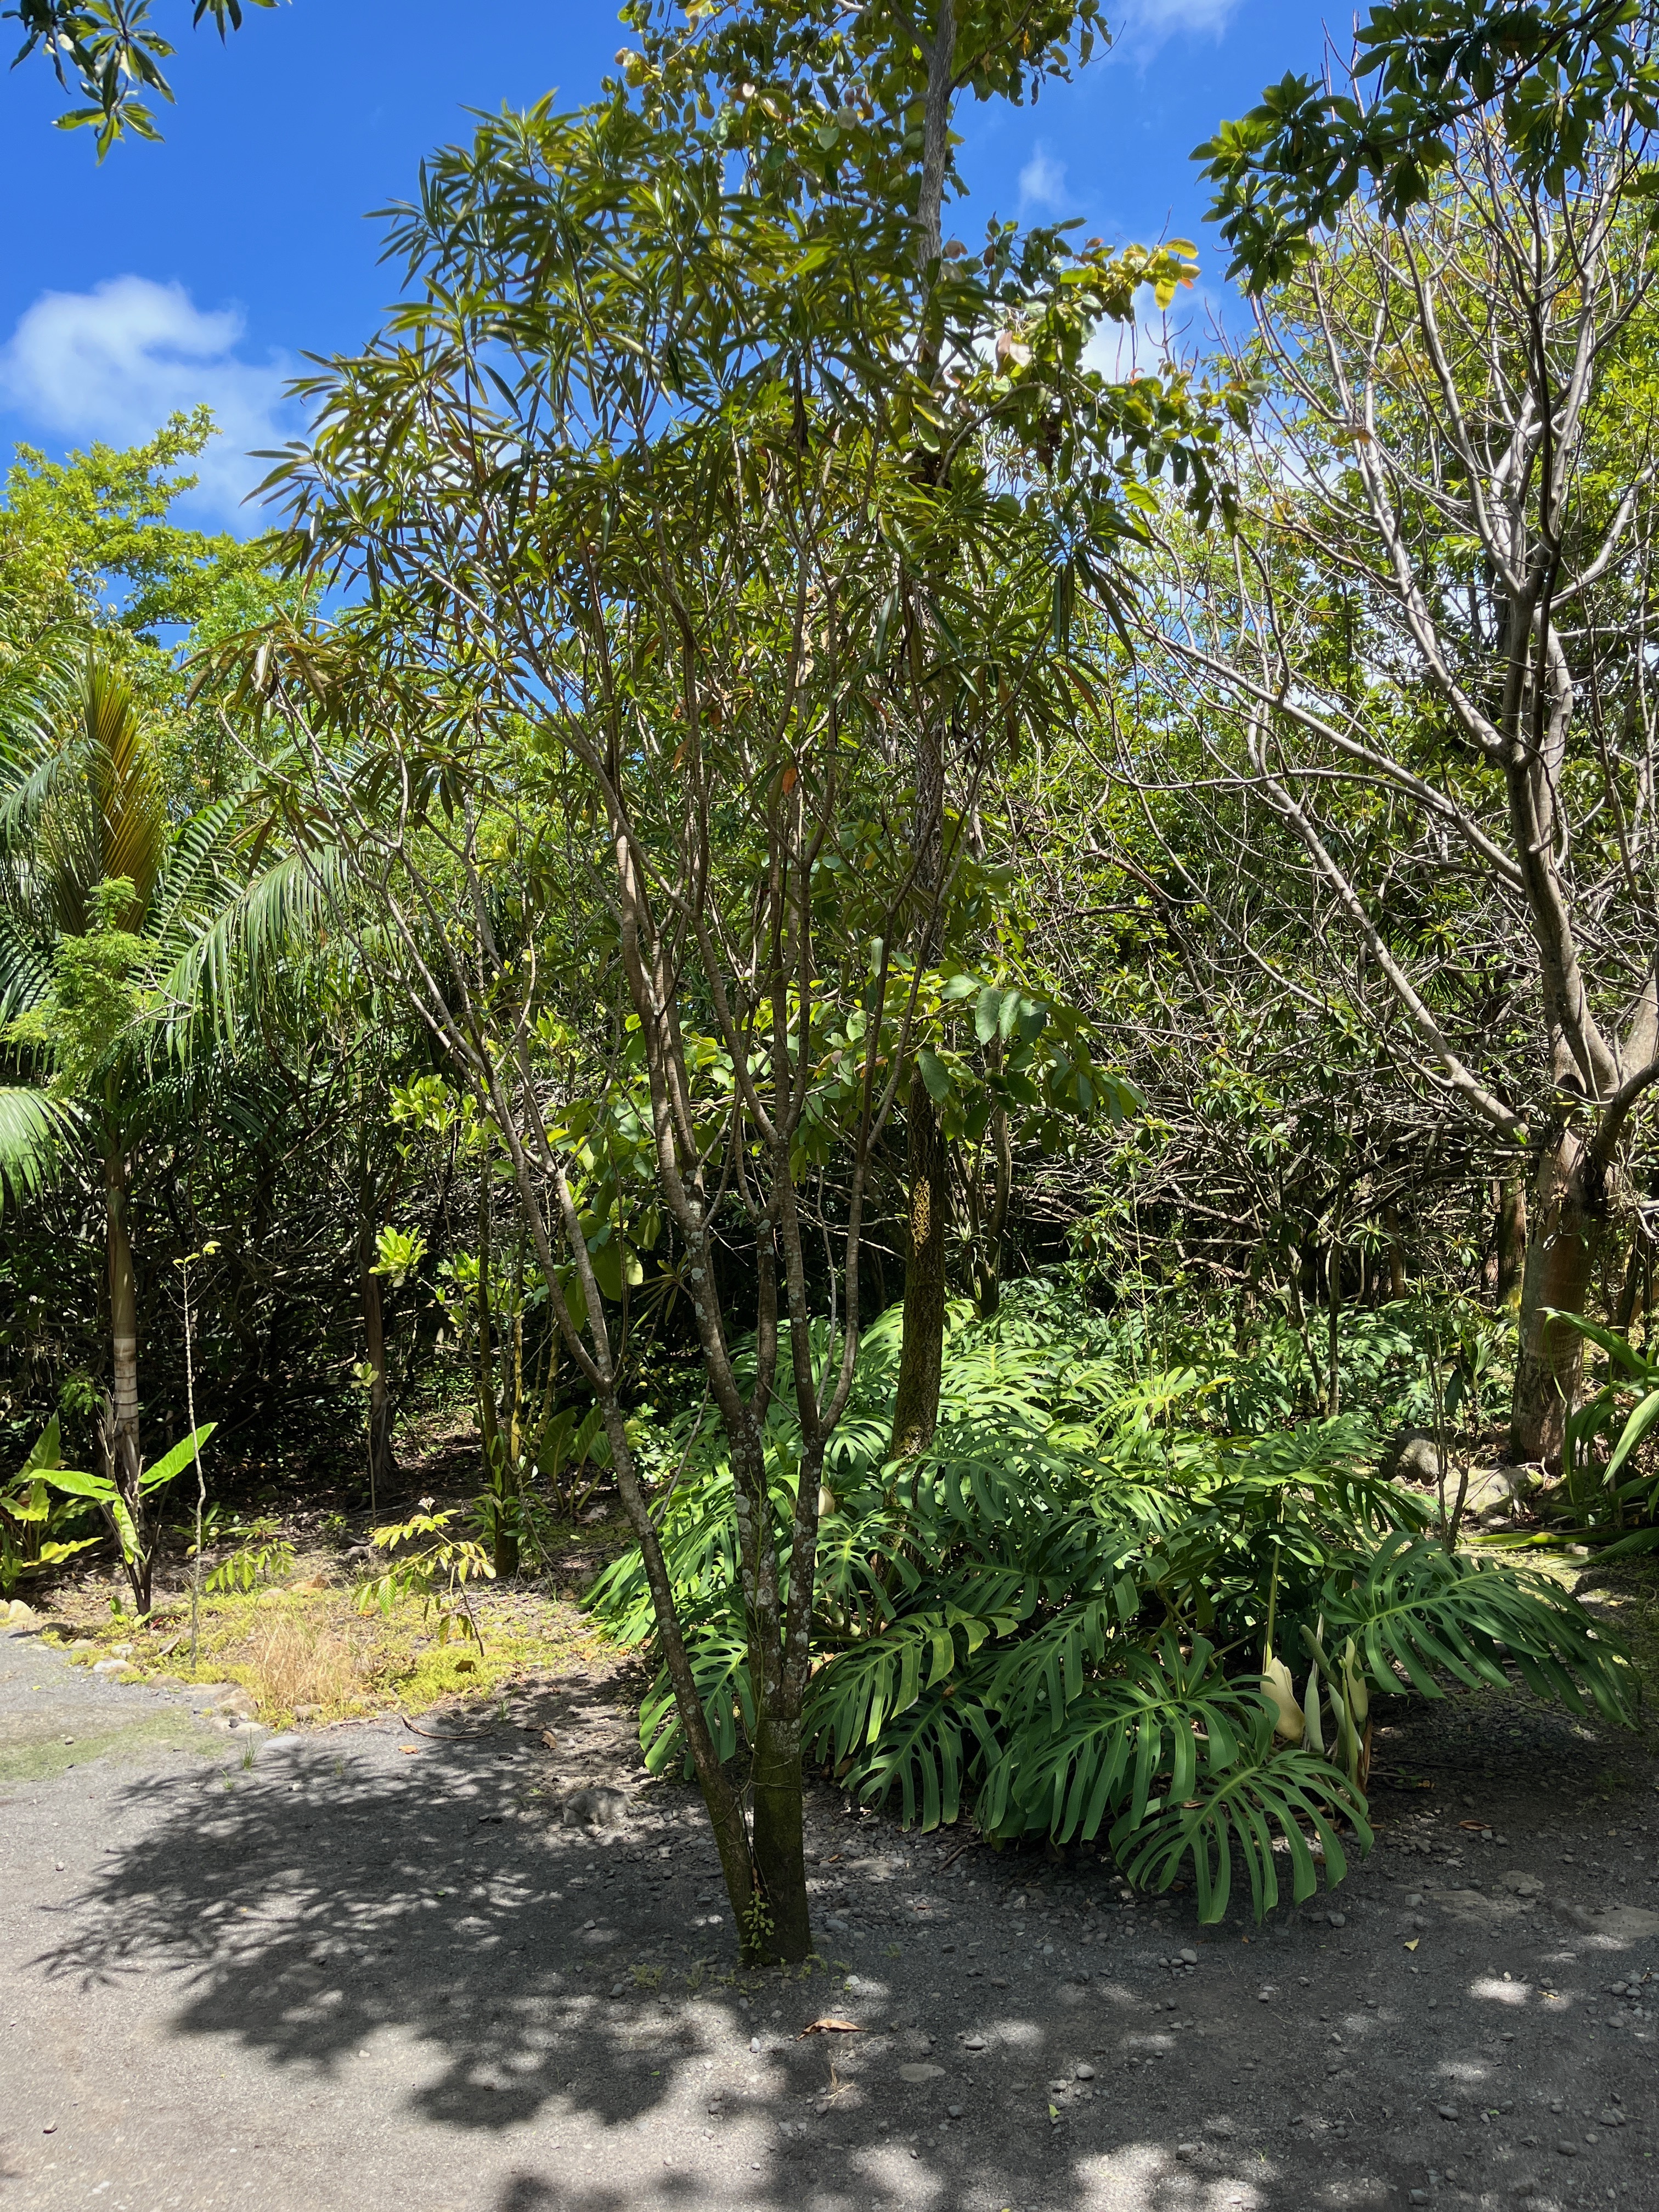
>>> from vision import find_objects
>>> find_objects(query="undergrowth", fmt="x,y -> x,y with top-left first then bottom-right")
590,1279 -> 1633,1922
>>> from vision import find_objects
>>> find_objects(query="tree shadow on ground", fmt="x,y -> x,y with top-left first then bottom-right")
25,1666 -> 1617,2211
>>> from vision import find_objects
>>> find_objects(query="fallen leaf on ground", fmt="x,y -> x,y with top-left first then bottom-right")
400,1746 -> 421,1756
798,2017 -> 861,2038
1404,1938 -> 1419,1951
541,1730 -> 558,1750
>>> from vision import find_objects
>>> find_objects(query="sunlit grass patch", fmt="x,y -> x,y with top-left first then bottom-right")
42,1573 -> 603,1728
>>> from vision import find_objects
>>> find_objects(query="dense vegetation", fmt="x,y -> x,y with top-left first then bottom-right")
4,0 -> 1658,1964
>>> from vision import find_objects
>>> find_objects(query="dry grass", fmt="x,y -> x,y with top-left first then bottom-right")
242,1606 -> 368,1718
39,1573 -> 608,1728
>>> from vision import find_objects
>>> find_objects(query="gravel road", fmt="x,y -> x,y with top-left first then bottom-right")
3,1617 -> 1656,2212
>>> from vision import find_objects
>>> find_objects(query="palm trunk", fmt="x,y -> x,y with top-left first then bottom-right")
1510,1125 -> 1604,1467
106,1146 -> 139,1466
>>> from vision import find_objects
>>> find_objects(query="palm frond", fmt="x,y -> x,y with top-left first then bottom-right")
156,841 -> 346,1053
0,1086 -> 77,1203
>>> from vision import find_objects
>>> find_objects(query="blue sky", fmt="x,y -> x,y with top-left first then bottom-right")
0,0 -> 1336,531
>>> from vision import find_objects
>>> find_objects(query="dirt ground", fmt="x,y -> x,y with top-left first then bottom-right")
3,1595 -> 1657,2212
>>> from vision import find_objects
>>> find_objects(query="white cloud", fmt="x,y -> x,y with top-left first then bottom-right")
1084,285 -> 1218,383
1114,0 -> 1240,46
0,275 -> 295,526
1018,145 -> 1068,216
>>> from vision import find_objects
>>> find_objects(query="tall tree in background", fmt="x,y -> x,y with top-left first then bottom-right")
1137,95 -> 1659,1465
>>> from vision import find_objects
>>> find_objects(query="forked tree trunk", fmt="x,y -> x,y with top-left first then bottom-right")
1510,1126 -> 1604,1467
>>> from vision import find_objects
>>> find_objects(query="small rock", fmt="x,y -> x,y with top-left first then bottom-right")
1327,1911 -> 1346,1927
1179,1946 -> 1197,1963
562,1786 -> 627,1830
962,2035 -> 986,2051
946,2104 -> 962,2118
1381,1430 -> 1442,1485
1176,2143 -> 1197,2159
1438,2104 -> 1459,2121
6,1599 -> 40,1629
898,2063 -> 945,2083
1555,2141 -> 1578,2158
749,2036 -> 761,2054
91,1658 -> 134,1675
1074,2063 -> 1095,2080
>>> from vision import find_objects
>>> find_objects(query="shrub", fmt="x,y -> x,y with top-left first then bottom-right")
591,1279 -> 1630,1921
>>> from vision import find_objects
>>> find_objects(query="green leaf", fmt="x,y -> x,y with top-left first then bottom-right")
139,1424 -> 216,1492
917,1048 -> 952,1104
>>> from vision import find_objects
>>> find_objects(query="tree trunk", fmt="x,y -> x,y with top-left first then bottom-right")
1382,1204 -> 1407,1301
476,1173 -> 517,1578
749,1703 -> 810,1960
972,1098 -> 1012,1319
359,1261 -> 393,1509
1510,1126 -> 1604,1467
890,1067 -> 948,1459
105,1146 -> 139,1467
98,1138 -> 149,1613
1496,1175 -> 1526,1311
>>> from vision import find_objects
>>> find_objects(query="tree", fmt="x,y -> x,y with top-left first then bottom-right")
1196,0 -> 1659,292
0,650 -> 324,1599
1135,96 -> 1659,1464
627,0 -> 1229,1460
7,0 -> 273,155
230,7 -> 1211,1956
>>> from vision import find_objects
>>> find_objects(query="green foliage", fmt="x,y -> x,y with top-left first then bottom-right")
357,1499 -> 496,1647
0,1418 -> 101,1595
1196,0 -> 1659,290
591,1280 -> 1630,1918
9,0 -> 275,155
36,1420 -> 215,1583
201,1514 -> 297,1594
1548,1310 -> 1659,1553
